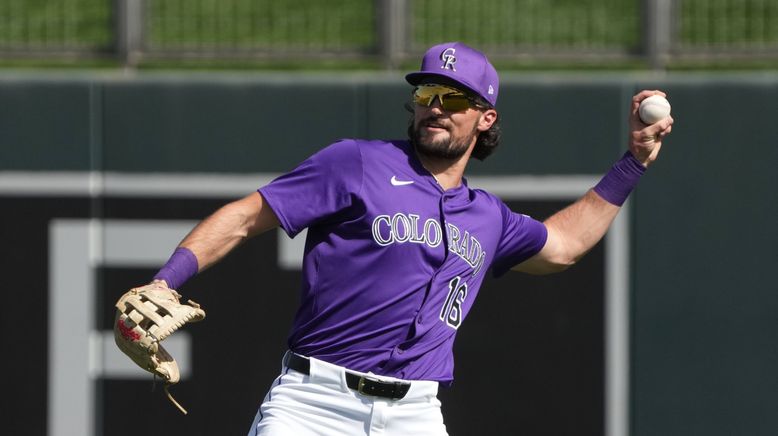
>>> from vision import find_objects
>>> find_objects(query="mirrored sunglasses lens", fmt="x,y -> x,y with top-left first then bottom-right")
413,91 -> 434,106
414,86 -> 472,111
440,95 -> 471,112
413,86 -> 440,106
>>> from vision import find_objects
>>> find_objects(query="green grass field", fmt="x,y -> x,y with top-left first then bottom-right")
0,0 -> 111,47
0,0 -> 776,69
146,0 -> 374,49
412,0 -> 640,49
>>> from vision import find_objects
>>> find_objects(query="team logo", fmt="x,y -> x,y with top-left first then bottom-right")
390,175 -> 414,186
440,48 -> 457,71
488,85 -> 494,95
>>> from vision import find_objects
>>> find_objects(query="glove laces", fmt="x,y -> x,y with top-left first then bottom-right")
153,374 -> 188,414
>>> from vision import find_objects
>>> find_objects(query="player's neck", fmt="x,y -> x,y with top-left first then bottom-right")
416,150 -> 470,191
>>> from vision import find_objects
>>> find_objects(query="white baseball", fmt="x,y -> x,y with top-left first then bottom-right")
638,94 -> 671,124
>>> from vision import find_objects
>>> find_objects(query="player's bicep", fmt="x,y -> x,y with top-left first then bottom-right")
510,224 -> 570,275
240,191 -> 280,238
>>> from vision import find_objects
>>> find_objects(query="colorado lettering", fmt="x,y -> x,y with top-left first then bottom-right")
372,213 -> 443,247
446,222 -> 486,276
371,213 -> 486,275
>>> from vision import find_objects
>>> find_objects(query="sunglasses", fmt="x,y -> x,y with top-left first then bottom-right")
412,84 -> 484,112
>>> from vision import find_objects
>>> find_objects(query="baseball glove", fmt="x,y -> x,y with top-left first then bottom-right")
114,281 -> 205,414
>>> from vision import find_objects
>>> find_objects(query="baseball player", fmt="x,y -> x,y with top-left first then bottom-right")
147,42 -> 673,435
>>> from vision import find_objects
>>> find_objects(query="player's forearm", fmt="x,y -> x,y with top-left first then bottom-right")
179,192 -> 276,271
547,149 -> 648,265
178,203 -> 254,271
514,150 -> 649,275
154,192 -> 279,289
544,189 -> 621,266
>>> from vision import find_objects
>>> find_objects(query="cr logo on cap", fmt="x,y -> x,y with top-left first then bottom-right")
440,48 -> 457,71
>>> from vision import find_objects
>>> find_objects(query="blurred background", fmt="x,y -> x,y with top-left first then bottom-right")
0,0 -> 776,69
1,1 -> 776,436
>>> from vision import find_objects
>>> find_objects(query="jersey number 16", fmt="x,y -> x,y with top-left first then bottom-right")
439,276 -> 468,330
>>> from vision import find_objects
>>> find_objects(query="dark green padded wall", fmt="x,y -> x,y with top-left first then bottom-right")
1,73 -> 776,436
0,80 -> 94,170
631,79 -> 778,436
101,79 -> 366,172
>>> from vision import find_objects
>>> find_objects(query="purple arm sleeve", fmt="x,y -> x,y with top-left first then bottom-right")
153,247 -> 199,290
593,151 -> 646,206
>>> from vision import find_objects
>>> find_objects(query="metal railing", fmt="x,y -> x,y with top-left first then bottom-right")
0,0 -> 776,68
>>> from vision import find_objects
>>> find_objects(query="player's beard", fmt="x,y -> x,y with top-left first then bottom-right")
409,117 -> 480,160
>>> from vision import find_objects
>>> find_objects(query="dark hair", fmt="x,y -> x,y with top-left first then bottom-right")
469,92 -> 501,160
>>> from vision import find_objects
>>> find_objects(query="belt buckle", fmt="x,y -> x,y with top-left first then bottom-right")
356,374 -> 381,396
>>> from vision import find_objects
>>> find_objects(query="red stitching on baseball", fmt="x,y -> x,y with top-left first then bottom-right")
117,318 -> 141,341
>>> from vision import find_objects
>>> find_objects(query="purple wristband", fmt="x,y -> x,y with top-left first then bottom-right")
593,151 -> 646,206
153,247 -> 199,290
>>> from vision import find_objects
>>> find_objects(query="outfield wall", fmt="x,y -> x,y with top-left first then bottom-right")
1,73 -> 776,436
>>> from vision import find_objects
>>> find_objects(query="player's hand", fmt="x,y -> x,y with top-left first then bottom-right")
628,90 -> 674,167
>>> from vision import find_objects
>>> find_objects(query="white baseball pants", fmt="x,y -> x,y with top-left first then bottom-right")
247,353 -> 448,436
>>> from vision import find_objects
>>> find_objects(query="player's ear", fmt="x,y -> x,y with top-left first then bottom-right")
477,109 -> 498,132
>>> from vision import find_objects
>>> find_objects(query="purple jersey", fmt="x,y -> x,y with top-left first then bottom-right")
258,139 -> 547,384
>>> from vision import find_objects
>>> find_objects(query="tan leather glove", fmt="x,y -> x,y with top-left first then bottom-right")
114,281 -> 205,414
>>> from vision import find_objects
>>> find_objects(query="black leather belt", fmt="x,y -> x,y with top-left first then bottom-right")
284,352 -> 411,400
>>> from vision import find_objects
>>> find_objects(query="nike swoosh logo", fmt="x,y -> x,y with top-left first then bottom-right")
390,176 -> 414,186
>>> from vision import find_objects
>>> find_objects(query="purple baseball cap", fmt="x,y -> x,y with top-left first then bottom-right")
406,42 -> 499,107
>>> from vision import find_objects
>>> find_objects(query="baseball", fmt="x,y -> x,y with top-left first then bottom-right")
638,94 -> 671,124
